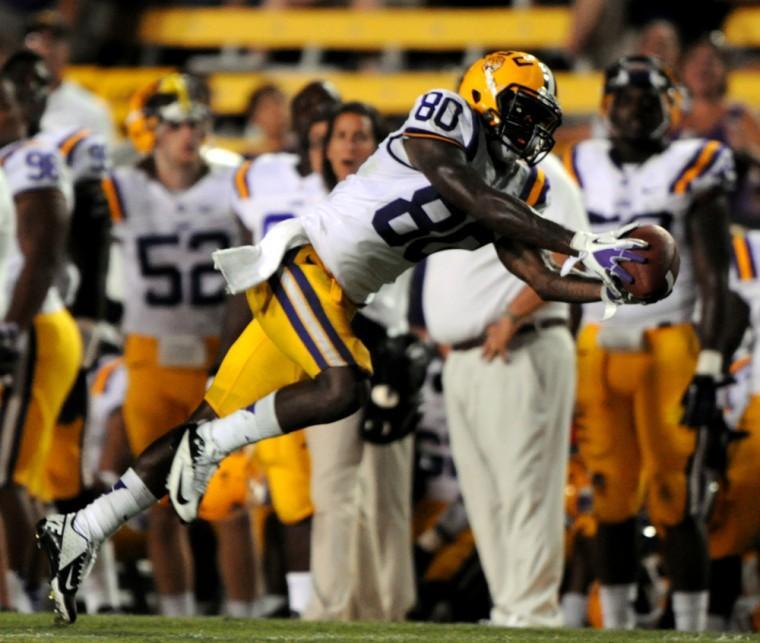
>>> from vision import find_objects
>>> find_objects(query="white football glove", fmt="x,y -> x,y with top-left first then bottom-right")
562,223 -> 648,292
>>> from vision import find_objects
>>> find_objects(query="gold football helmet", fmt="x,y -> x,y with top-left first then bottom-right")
126,73 -> 210,154
459,51 -> 562,165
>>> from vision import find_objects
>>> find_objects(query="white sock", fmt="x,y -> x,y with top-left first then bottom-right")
5,570 -> 32,613
74,468 -> 156,543
673,590 -> 708,632
561,592 -> 588,628
158,591 -> 196,616
285,571 -> 312,616
225,599 -> 255,617
600,583 -> 636,629
82,540 -> 120,614
204,392 -> 282,455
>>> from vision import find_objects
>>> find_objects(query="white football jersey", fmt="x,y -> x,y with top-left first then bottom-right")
106,163 -> 241,337
569,138 -> 735,329
36,128 -> 108,184
300,89 -> 549,304
233,153 -> 326,243
0,136 -> 74,314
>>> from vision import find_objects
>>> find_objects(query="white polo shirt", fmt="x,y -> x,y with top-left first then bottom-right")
422,153 -> 588,346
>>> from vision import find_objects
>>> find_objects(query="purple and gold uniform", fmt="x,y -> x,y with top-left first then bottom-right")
0,136 -> 81,501
708,229 -> 760,558
568,137 -> 735,527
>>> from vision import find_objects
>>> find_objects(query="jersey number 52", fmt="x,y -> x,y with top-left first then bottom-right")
137,231 -> 231,307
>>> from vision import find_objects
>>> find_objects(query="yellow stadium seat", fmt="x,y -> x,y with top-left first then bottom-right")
137,7 -> 571,51
66,67 -> 605,123
724,7 -> 760,47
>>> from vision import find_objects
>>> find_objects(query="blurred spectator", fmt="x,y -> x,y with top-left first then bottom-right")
679,36 -> 760,227
627,0 -> 731,49
637,19 -> 681,69
566,0 -> 633,70
24,10 -> 116,145
243,83 -> 293,156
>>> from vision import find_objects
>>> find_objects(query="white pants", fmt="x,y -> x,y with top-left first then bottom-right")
303,411 -> 415,621
443,326 -> 574,627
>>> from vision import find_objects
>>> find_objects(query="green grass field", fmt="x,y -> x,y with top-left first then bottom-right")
1,615 -> 760,642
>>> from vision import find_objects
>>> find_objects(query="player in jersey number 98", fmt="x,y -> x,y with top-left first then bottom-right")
38,51 -> 663,624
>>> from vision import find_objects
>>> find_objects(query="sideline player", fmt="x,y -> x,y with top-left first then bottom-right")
706,230 -> 760,629
38,51 -> 655,623
568,56 -> 734,631
98,74 -> 249,616
0,51 -> 80,611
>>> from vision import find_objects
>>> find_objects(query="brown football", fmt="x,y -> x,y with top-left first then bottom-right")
620,224 -> 680,302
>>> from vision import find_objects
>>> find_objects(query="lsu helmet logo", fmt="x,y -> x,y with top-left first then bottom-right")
459,50 -> 562,165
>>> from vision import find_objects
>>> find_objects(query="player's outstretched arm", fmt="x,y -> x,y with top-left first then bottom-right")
405,136 -> 580,255
495,237 -> 602,303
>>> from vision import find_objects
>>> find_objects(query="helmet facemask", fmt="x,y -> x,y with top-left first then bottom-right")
491,85 -> 562,166
147,92 -> 211,129
603,57 -> 679,142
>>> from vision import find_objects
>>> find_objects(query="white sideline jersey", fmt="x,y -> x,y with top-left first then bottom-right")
300,89 -> 550,304
105,163 -> 241,337
0,136 -> 74,314
568,138 -> 735,329
232,153 -> 326,243
37,128 -> 108,185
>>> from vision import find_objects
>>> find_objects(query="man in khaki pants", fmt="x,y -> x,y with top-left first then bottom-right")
423,153 -> 587,627
305,275 -> 415,621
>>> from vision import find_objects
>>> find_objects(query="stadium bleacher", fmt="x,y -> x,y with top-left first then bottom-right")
63,5 -> 760,147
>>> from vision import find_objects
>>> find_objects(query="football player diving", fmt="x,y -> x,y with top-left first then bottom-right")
38,51 -> 657,623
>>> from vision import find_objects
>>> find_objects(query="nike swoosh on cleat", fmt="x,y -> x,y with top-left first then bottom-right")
62,565 -> 78,592
175,470 -> 191,505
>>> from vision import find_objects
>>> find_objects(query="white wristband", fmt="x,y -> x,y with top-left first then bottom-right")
696,349 -> 722,377
569,230 -> 592,252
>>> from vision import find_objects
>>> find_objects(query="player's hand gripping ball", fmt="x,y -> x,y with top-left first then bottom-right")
620,224 -> 680,302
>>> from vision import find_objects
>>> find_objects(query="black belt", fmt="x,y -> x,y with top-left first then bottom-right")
451,318 -> 567,352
